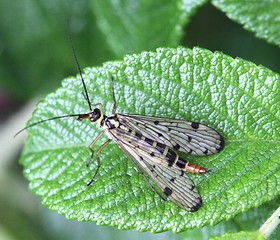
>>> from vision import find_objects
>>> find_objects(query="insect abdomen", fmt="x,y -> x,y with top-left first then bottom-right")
177,159 -> 207,174
140,134 -> 207,174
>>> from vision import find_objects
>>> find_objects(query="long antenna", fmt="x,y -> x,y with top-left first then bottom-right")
67,19 -> 92,111
14,114 -> 82,137
15,21 -> 93,138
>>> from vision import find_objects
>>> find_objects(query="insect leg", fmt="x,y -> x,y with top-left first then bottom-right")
81,91 -> 88,103
91,103 -> 103,111
93,139 -> 111,175
86,131 -> 106,167
87,139 -> 111,186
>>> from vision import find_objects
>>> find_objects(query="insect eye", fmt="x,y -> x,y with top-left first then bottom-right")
90,109 -> 101,122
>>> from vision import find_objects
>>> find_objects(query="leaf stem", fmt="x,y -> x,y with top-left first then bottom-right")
259,206 -> 280,239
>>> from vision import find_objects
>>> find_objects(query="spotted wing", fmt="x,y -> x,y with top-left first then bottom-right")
117,114 -> 224,156
109,127 -> 202,212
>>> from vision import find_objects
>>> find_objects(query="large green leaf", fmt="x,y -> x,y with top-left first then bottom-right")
91,0 -> 206,57
212,0 -> 280,46
19,47 -> 280,232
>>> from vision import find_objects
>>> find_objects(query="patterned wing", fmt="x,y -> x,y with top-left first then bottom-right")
108,127 -> 202,212
117,114 -> 224,156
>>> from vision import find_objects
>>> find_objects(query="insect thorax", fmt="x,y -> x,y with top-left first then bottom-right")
101,115 -> 120,130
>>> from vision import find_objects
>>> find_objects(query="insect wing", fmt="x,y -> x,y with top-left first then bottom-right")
118,114 -> 224,156
108,127 -> 202,212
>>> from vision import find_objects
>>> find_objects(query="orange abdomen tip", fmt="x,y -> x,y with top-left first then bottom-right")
184,163 -> 207,174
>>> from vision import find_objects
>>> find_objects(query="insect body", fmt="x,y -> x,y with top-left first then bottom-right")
76,84 -> 224,211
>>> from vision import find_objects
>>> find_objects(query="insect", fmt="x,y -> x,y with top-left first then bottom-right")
17,46 -> 224,213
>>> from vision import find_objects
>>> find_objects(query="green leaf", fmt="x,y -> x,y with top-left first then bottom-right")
209,231 -> 265,240
212,0 -> 280,46
19,47 -> 280,232
90,0 -> 206,57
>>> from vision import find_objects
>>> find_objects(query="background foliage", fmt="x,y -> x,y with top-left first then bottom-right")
1,0 -> 280,239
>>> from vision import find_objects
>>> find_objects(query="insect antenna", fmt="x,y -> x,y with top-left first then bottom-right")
14,113 -> 83,138
15,21 -> 94,137
67,19 -> 92,111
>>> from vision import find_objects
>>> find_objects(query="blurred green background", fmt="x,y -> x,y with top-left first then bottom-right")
1,0 -> 279,239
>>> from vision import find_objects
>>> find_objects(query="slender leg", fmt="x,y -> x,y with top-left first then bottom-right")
111,76 -> 117,114
86,130 -> 106,167
87,138 -> 112,186
81,91 -> 88,102
90,102 -> 103,111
